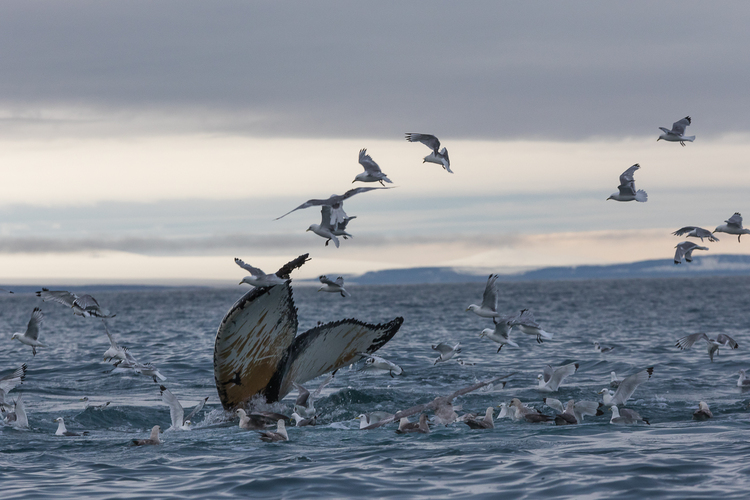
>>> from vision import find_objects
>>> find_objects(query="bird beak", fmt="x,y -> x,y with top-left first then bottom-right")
656,137 -> 661,141
305,228 -> 311,232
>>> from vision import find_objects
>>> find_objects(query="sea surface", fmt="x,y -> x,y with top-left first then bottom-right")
2,276 -> 750,499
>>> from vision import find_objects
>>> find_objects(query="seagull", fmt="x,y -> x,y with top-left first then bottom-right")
674,241 -> 708,264
132,425 -> 162,446
610,371 -> 624,388
693,401 -> 713,421
4,394 -> 29,429
330,212 -> 356,241
276,187 -> 390,223
510,309 -> 554,343
11,308 -> 47,356
599,367 -> 654,406
235,258 -> 289,287
609,405 -> 649,425
536,363 -> 579,392
159,385 -> 208,431
672,226 -> 719,243
510,398 -> 552,423
0,363 -> 27,410
290,412 -> 317,427
466,274 -> 501,318
353,148 -> 392,185
496,402 -> 517,420
235,409 -> 288,430
396,413 -> 430,434
432,342 -> 461,365
463,407 -> 495,429
657,116 -> 695,146
54,417 -> 89,436
738,369 -> 750,388
607,164 -> 647,202
318,275 -> 350,297
36,289 -> 114,318
480,316 -> 518,352
258,420 -> 289,442
544,398 -> 602,424
675,332 -> 738,362
405,133 -> 451,173
359,353 -> 403,377
593,342 -> 614,353
101,320 -> 129,362
713,213 -> 750,242
293,373 -> 334,419
133,361 -> 167,382
356,411 -> 394,430
80,397 -> 110,410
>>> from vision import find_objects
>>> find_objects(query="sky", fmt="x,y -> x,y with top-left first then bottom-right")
1,1 -> 750,284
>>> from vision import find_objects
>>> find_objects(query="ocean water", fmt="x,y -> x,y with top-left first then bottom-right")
2,276 -> 750,499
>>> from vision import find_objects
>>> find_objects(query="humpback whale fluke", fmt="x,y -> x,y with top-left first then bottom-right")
213,254 -> 403,410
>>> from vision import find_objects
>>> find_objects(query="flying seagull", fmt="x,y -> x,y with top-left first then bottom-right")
466,274 -> 501,318
0,363 -> 27,410
509,309 -> 554,343
480,316 -> 518,352
4,393 -> 29,429
713,213 -> 750,242
672,226 -> 719,243
657,116 -> 695,146
293,373 -> 334,419
405,133 -> 452,173
674,241 -> 708,264
318,276 -> 350,297
536,363 -> 579,392
359,352 -> 403,377
36,289 -> 114,318
235,258 -> 289,287
432,342 -> 461,365
102,320 -> 129,362
159,385 -> 209,431
607,164 -> 647,202
11,308 -> 47,356
599,366 -> 654,406
353,149 -> 392,185
275,187 -> 390,223
675,332 -> 738,362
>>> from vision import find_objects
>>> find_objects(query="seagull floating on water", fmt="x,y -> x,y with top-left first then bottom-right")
593,342 -> 614,353
293,373 -> 334,419
610,371 -> 624,388
396,413 -> 430,434
607,164 -> 647,202
674,241 -> 708,264
353,148 -> 392,185
235,258 -> 289,287
356,411 -> 394,430
463,407 -> 495,429
672,226 -> 719,243
544,398 -> 602,424
318,275 -> 350,297
609,405 -> 649,425
80,397 -> 110,410
737,370 -> 750,388
713,213 -> 750,242
510,398 -> 552,423
258,419 -> 289,442
405,133 -> 451,173
54,417 -> 89,436
36,289 -> 114,318
675,332 -> 738,362
657,116 -> 694,146
132,425 -> 161,446
693,401 -> 713,421
536,363 -> 579,392
11,308 -> 47,356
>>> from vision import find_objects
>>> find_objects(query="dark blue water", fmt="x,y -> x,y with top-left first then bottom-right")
2,277 -> 750,499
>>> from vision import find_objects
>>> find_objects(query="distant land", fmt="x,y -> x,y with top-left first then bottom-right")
348,254 -> 750,285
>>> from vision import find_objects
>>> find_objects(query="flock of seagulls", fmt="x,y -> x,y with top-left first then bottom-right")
1,119 -> 746,443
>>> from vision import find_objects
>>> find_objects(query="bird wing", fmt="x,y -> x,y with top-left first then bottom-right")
334,276 -> 345,287
725,212 -> 743,228
432,343 -> 453,354
159,385 -> 185,428
480,274 -> 499,312
674,243 -> 688,263
512,309 -> 538,328
715,334 -> 739,349
25,308 -> 44,341
293,382 -> 310,407
73,294 -> 101,311
102,320 -> 119,349
319,205 -> 336,230
336,215 -> 356,232
617,164 -> 639,195
340,186 -> 390,201
318,275 -> 336,286
544,397 -> 564,413
548,363 -> 578,390
573,401 -> 600,420
234,258 -> 266,277
671,116 -> 691,135
184,397 -> 209,424
405,133 -> 440,152
275,196 -> 336,220
612,367 -> 653,406
672,226 -> 698,237
0,364 -> 27,395
358,149 -> 382,174
311,372 -> 335,399
36,289 -> 77,307
684,245 -> 707,262
675,332 -> 708,350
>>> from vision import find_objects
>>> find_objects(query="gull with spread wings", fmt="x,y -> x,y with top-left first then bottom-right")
235,258 -> 289,287
36,289 -> 114,318
657,116 -> 695,146
405,133 -> 452,173
607,164 -> 648,202
275,187 -> 391,224
353,149 -> 392,185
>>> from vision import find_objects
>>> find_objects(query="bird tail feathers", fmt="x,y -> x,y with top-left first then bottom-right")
635,190 -> 648,202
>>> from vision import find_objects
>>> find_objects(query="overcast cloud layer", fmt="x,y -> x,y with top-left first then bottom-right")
1,1 -> 749,139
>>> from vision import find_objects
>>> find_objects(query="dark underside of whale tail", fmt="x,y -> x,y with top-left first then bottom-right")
213,264 -> 403,410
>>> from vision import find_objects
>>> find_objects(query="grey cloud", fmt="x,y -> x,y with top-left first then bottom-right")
0,2 -> 748,139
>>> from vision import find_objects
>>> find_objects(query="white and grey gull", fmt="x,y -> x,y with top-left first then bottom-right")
353,148 -> 392,185
405,133 -> 451,173
10,307 -> 47,356
607,164 -> 647,203
657,116 -> 694,146
675,332 -> 738,362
